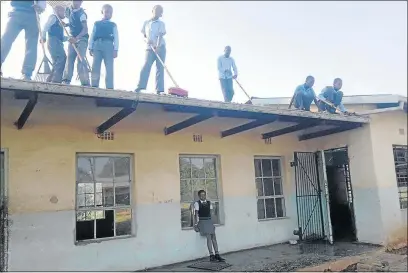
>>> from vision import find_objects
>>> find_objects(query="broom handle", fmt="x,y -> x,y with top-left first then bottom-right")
149,44 -> 179,88
234,78 -> 252,101
35,11 -> 48,57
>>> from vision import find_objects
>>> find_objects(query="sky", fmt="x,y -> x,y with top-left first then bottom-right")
1,1 -> 407,103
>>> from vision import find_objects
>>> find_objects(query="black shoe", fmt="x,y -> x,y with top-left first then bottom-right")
209,254 -> 216,262
134,88 -> 143,93
215,254 -> 225,262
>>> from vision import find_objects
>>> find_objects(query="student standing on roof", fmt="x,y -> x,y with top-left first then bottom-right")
318,78 -> 348,114
194,190 -> 225,262
218,46 -> 238,102
62,0 -> 90,86
0,0 -> 46,80
292,76 -> 319,111
134,5 -> 166,94
40,5 -> 68,83
89,4 -> 119,89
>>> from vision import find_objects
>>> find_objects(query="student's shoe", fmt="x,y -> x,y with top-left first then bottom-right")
20,74 -> 31,81
134,88 -> 143,93
215,254 -> 225,262
157,91 -> 164,95
209,254 -> 216,262
62,80 -> 70,85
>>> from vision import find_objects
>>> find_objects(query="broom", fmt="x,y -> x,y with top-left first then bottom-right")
34,11 -> 53,82
46,1 -> 92,82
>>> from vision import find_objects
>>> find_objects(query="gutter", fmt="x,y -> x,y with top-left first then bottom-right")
357,101 -> 406,116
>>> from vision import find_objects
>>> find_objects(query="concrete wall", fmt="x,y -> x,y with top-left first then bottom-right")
1,91 -> 406,271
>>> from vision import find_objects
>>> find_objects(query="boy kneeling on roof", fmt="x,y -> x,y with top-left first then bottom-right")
89,4 -> 119,90
194,190 -> 225,262
41,5 -> 68,83
1,0 -> 46,80
318,78 -> 349,114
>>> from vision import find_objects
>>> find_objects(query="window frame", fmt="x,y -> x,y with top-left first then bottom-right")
392,145 -> 407,210
178,154 -> 223,230
254,156 -> 287,221
75,153 -> 134,244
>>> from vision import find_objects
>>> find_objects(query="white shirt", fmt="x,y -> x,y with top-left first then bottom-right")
193,200 -> 213,211
141,19 -> 166,49
217,55 -> 238,79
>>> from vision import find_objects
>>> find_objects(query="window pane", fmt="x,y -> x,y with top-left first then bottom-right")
276,198 -> 285,217
102,183 -> 114,207
77,194 -> 86,208
254,159 -> 262,177
114,157 -> 130,182
257,199 -> 265,219
272,159 -> 281,176
179,158 -> 191,179
273,178 -> 283,195
204,158 -> 216,179
95,157 -> 114,182
265,198 -> 276,218
85,194 -> 95,207
85,210 -> 96,221
211,201 -> 220,225
256,178 -> 263,196
181,202 -> 193,228
263,178 -> 274,196
115,209 -> 132,236
261,159 -> 272,177
191,158 -> 205,178
180,179 -> 193,202
76,211 -> 86,221
206,179 -> 218,200
192,179 -> 206,198
115,183 -> 130,206
96,210 -> 114,238
77,157 -> 93,182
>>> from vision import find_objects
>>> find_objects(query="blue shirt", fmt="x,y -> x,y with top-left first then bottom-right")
141,19 -> 166,49
89,19 -> 119,51
42,14 -> 68,42
11,0 -> 46,13
318,87 -> 347,112
294,84 -> 316,98
217,55 -> 238,79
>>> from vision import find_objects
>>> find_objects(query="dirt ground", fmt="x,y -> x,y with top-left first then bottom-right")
143,242 -> 382,272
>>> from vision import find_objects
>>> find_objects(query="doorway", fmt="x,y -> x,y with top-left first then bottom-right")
324,147 -> 357,242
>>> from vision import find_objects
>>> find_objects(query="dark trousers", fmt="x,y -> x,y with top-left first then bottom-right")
319,89 -> 344,113
294,91 -> 314,111
91,39 -> 114,89
220,78 -> 234,102
1,11 -> 39,77
136,46 -> 166,93
47,36 -> 66,83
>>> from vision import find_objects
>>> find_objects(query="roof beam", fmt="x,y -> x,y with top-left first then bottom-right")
298,123 -> 363,141
221,117 -> 278,138
262,121 -> 321,139
96,101 -> 138,134
164,114 -> 213,135
14,93 -> 38,130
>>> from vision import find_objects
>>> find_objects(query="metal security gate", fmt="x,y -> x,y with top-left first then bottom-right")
292,152 -> 325,241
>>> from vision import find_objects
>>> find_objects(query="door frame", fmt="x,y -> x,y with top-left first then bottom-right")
0,148 -> 9,272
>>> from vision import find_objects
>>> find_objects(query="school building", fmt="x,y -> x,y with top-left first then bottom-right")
0,78 -> 406,271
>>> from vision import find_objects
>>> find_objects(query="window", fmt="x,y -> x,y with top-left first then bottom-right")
393,145 -> 407,209
76,154 -> 132,242
179,156 -> 220,229
254,157 -> 286,220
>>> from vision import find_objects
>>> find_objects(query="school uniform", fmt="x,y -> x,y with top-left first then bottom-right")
318,87 -> 347,113
194,200 -> 215,236
217,55 -> 238,102
1,0 -> 46,79
135,18 -> 166,94
62,6 -> 90,86
42,14 -> 67,83
293,84 -> 316,111
89,19 -> 119,89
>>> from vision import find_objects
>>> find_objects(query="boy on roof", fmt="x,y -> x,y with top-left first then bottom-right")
134,5 -> 166,94
1,0 -> 46,80
40,5 -> 68,83
218,46 -> 238,102
89,4 -> 119,89
318,78 -> 348,114
292,76 -> 319,111
62,0 -> 90,86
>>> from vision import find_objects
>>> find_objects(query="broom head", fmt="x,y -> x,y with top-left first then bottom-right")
168,87 -> 189,97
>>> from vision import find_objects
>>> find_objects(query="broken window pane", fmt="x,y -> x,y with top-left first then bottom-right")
102,183 -> 114,207
261,159 -> 272,177
272,159 -> 281,176
180,179 -> 193,202
206,179 -> 218,200
179,158 -> 191,179
115,183 -> 130,206
257,199 -> 265,219
204,158 -> 216,179
275,198 -> 285,217
180,202 -> 193,228
254,159 -> 262,177
77,157 -> 93,182
191,158 -> 205,178
263,178 -> 274,196
95,157 -> 114,182
76,211 -> 86,222
114,157 -> 130,182
256,178 -> 263,196
115,209 -> 132,236
96,210 -> 114,238
265,198 -> 276,218
77,194 -> 86,208
273,178 -> 283,195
